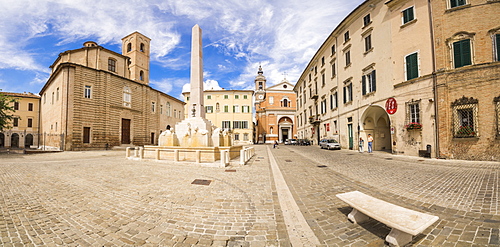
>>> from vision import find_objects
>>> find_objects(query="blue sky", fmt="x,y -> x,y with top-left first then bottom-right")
0,0 -> 364,100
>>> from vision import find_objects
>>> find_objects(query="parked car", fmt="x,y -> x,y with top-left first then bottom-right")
285,139 -> 291,145
296,139 -> 310,145
290,139 -> 297,145
319,139 -> 341,150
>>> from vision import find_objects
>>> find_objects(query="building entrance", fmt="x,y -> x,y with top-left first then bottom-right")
121,119 -> 131,144
361,106 -> 392,152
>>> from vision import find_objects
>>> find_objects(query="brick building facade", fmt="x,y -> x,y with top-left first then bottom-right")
432,0 -> 500,160
254,67 -> 297,144
39,32 -> 185,150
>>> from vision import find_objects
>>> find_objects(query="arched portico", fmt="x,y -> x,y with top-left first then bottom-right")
278,117 -> 293,143
360,105 -> 392,152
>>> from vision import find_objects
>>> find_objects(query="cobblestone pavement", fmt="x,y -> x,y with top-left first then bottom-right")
0,150 -> 286,246
0,145 -> 499,246
271,145 -> 500,246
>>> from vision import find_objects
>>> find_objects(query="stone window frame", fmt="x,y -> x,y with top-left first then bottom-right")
447,32 -> 475,69
451,96 -> 478,138
489,28 -> 500,62
405,99 -> 421,125
166,102 -> 171,116
123,86 -> 131,108
84,85 -> 92,99
205,105 -> 213,113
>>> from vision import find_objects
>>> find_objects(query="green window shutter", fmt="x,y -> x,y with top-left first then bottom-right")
362,76 -> 366,95
372,70 -> 376,92
453,40 -> 471,68
406,53 -> 418,80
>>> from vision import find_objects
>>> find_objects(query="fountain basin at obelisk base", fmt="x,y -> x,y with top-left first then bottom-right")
141,24 -> 245,164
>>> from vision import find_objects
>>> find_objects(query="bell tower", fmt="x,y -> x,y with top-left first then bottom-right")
254,65 -> 266,102
122,32 -> 151,85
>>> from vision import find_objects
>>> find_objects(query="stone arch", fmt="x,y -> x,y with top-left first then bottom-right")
361,105 -> 392,152
25,134 -> 34,148
278,116 -> 294,143
11,133 -> 19,148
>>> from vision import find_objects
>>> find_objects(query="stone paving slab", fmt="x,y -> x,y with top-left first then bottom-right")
271,145 -> 500,246
1,145 -> 499,246
0,149 -> 283,246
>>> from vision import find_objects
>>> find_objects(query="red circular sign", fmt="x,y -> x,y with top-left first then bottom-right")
385,98 -> 397,114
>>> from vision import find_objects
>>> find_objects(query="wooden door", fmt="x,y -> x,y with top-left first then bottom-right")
121,119 -> 131,144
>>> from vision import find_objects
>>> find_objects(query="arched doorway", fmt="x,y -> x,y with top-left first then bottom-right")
278,117 -> 293,143
11,133 -> 19,148
25,134 -> 34,148
361,105 -> 392,152
0,133 -> 4,147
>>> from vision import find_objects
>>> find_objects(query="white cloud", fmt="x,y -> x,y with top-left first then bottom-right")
182,79 -> 223,93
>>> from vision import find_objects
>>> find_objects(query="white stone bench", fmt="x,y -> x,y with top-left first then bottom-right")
336,191 -> 439,246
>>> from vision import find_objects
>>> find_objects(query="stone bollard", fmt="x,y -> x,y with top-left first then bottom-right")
134,148 -> 139,157
225,150 -> 230,166
126,147 -> 131,158
240,149 -> 245,165
155,149 -> 160,160
174,150 -> 179,162
139,147 -> 144,159
220,150 -> 226,167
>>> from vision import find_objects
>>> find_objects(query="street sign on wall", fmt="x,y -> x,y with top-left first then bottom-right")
385,98 -> 397,115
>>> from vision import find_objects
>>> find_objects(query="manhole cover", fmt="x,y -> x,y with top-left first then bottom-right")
191,179 -> 211,185
255,160 -> 260,162
347,154 -> 355,156
285,160 -> 292,162
385,158 -> 393,160
418,160 -> 425,162
225,169 -> 236,172
317,165 -> 328,168
258,157 -> 264,159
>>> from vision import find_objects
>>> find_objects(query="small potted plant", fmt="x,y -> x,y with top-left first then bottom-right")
405,122 -> 422,131
456,125 -> 475,137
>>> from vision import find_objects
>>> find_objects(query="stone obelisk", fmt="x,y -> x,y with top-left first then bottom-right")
190,24 -> 205,119
170,24 -> 215,147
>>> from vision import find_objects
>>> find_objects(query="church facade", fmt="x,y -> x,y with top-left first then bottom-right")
254,67 -> 297,144
39,32 -> 185,150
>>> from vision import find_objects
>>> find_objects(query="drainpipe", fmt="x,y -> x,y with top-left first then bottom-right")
428,0 -> 440,158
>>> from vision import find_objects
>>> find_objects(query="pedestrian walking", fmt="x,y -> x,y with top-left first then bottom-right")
367,134 -> 373,153
273,140 -> 278,149
359,137 -> 364,153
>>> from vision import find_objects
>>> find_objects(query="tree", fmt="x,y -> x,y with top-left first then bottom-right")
0,91 -> 16,131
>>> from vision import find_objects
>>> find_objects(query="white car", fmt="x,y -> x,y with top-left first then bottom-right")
319,139 -> 341,150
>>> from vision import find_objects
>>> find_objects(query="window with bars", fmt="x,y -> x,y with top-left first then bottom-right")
452,96 -> 478,138
406,100 -> 421,125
